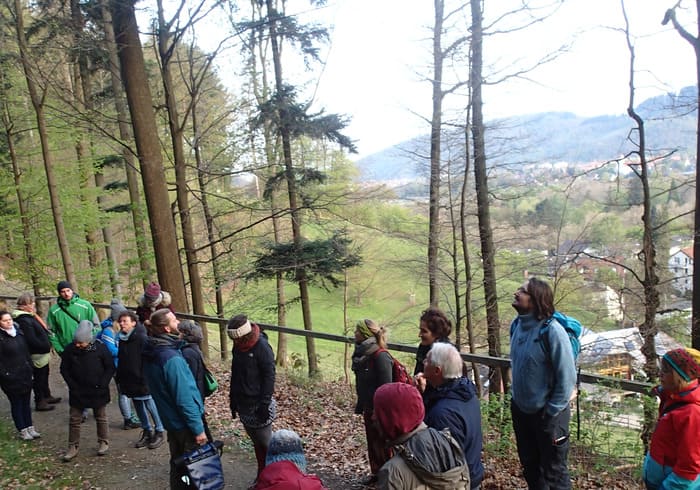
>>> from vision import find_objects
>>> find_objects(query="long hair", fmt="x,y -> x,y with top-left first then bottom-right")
419,307 -> 452,339
144,308 -> 172,336
527,277 -> 555,320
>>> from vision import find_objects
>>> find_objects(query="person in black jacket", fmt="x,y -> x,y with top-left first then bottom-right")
115,310 -> 165,450
0,310 -> 40,441
60,321 -> 114,461
12,292 -> 61,411
178,319 -> 212,441
228,314 -> 276,478
351,318 -> 392,484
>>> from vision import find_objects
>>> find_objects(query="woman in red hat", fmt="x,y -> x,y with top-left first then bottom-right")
643,347 -> 700,490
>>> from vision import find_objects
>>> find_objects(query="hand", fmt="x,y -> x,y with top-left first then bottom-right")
414,373 -> 427,393
256,403 -> 269,421
194,432 -> 208,445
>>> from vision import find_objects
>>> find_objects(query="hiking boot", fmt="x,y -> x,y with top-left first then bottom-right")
46,396 -> 62,404
19,428 -> 34,441
27,426 -> 41,438
123,418 -> 141,430
62,445 -> 79,462
148,431 -> 165,449
36,399 -> 55,411
97,441 -> 109,456
135,430 -> 153,449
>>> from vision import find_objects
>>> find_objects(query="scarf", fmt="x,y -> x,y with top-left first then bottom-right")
351,336 -> 380,372
2,325 -> 17,337
234,323 -> 261,352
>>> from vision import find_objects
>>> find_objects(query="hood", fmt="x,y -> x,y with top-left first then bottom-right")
142,334 -> 182,361
12,309 -> 31,318
427,377 -> 477,404
399,426 -> 469,488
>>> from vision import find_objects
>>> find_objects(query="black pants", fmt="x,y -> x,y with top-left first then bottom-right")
511,400 -> 572,490
32,365 -> 50,405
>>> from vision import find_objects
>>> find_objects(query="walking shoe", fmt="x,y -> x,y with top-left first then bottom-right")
148,431 -> 165,449
46,396 -> 62,404
134,430 -> 153,448
62,445 -> 79,462
123,418 -> 141,430
27,426 -> 41,438
36,399 -> 55,411
97,441 -> 109,456
19,428 -> 34,441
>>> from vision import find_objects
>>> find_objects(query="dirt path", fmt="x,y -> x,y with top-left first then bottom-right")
0,356 -> 257,489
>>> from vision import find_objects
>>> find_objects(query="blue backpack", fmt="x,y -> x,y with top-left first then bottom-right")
540,311 -> 582,361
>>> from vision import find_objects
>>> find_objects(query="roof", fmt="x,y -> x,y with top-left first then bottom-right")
579,327 -> 683,372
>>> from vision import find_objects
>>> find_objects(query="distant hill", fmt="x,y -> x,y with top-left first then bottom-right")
355,86 -> 697,182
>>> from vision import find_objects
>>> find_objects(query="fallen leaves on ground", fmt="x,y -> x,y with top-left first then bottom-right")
205,365 -> 643,489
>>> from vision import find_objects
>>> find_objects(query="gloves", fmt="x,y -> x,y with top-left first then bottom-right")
256,403 -> 270,421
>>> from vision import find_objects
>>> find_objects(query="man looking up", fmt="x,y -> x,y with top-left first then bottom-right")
510,277 -> 576,490
47,281 -> 99,355
422,342 -> 484,489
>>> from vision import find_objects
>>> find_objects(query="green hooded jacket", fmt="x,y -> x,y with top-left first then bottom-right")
46,294 -> 99,354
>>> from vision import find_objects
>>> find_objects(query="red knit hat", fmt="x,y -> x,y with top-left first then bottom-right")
373,382 -> 424,441
663,348 -> 700,382
145,282 -> 161,299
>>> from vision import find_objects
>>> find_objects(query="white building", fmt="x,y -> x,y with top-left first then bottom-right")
669,246 -> 693,295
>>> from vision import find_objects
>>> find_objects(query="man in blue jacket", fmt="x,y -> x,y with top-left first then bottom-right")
142,308 -> 206,489
510,277 -> 576,490
422,342 -> 484,489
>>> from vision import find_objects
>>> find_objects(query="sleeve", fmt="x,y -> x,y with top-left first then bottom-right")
165,357 -> 204,436
59,348 -> 75,389
98,343 -> 115,387
18,318 -> 40,352
375,351 -> 393,386
258,341 -> 276,404
666,409 -> 700,484
229,357 -> 237,414
545,322 -> 577,416
89,305 -> 99,325
100,329 -> 119,359
46,308 -> 63,354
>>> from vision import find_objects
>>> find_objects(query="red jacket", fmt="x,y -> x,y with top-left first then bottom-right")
253,461 -> 327,490
649,379 -> 700,481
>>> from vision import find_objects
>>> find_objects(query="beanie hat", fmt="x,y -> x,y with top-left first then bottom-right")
227,319 -> 252,340
145,282 -> 162,300
74,320 -> 94,343
265,429 -> 307,473
355,319 -> 380,340
663,348 -> 700,382
57,280 -> 72,293
110,299 -> 128,321
373,382 -> 425,441
178,320 -> 203,344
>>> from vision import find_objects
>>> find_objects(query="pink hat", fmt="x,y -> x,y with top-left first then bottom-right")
373,383 -> 424,441
145,282 -> 161,299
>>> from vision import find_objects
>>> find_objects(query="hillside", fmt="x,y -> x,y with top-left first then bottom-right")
355,86 -> 697,182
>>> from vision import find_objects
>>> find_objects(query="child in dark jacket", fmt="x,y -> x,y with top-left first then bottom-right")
60,321 -> 114,461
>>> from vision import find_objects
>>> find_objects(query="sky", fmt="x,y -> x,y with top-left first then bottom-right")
290,0 -> 698,159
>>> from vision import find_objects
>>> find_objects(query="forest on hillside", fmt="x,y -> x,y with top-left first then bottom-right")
1,0 -> 699,437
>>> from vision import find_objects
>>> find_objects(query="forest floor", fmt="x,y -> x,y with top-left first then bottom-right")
0,357 -> 645,489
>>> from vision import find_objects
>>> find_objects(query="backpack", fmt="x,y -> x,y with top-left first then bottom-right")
539,311 -> 582,361
373,348 -> 414,385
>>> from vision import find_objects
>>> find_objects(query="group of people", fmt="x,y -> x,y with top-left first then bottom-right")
0,276 -> 699,489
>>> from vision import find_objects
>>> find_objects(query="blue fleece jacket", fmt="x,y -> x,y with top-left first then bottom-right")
510,313 -> 576,416
142,334 -> 204,435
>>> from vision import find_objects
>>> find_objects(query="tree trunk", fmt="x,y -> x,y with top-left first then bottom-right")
428,0 -> 445,307
470,0 -> 503,393
13,0 -> 76,288
100,1 -> 152,286
265,0 -> 318,377
109,0 -> 187,310
156,0 -> 206,348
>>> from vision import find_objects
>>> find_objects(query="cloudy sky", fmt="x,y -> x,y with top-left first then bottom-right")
302,0 -> 697,158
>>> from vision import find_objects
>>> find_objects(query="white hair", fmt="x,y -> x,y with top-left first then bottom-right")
427,342 -> 463,379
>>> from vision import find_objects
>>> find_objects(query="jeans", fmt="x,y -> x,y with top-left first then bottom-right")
511,400 -> 572,490
133,396 -> 164,432
6,391 -> 32,430
115,380 -> 134,420
69,405 -> 108,446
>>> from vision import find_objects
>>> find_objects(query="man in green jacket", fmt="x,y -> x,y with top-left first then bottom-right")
46,281 -> 99,355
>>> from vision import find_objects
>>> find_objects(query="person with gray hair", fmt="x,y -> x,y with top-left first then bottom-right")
178,319 -> 212,441
421,342 -> 484,489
